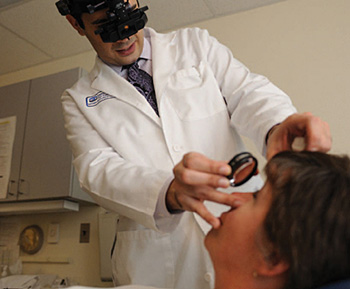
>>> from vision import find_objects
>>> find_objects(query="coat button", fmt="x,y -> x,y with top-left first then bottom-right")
204,272 -> 213,282
173,144 -> 181,152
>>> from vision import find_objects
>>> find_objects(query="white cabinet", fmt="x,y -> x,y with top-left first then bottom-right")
0,68 -> 93,203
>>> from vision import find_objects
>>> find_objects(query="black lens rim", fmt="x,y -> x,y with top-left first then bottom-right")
227,152 -> 258,187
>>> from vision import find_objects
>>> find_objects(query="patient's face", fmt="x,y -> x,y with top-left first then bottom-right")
205,184 -> 272,275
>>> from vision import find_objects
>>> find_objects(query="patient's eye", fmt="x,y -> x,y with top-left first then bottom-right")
252,190 -> 260,199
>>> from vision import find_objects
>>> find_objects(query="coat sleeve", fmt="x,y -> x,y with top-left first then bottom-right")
198,29 -> 297,155
61,90 -> 181,232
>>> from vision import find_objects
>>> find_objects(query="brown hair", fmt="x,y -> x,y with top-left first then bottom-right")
263,151 -> 350,289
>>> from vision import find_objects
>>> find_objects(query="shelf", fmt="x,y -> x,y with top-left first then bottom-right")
0,200 -> 79,215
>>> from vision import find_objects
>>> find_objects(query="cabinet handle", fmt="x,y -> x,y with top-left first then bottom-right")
18,179 -> 28,195
7,180 -> 16,196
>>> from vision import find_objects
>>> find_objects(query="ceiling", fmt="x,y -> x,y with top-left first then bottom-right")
0,0 -> 286,75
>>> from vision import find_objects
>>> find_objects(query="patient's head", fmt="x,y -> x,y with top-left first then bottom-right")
205,151 -> 350,289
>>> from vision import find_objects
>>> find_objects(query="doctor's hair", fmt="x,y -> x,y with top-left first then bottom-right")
62,0 -> 94,28
263,151 -> 350,289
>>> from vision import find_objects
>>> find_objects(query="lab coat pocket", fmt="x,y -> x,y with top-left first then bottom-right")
112,229 -> 174,287
167,61 -> 226,121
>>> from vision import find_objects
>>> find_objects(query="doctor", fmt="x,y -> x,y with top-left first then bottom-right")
56,0 -> 331,288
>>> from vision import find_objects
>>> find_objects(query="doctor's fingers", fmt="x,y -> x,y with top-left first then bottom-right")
280,112 -> 331,151
178,184 -> 237,208
181,152 -> 231,176
266,113 -> 331,159
280,113 -> 330,147
173,164 -> 231,188
303,115 -> 332,152
176,193 -> 220,229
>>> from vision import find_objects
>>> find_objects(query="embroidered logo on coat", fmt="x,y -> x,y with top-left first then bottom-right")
86,92 -> 115,107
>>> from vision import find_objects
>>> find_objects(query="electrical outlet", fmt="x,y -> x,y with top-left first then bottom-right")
80,223 -> 90,243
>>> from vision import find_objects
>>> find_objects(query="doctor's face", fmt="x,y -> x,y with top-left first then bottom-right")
68,0 -> 144,66
205,186 -> 272,278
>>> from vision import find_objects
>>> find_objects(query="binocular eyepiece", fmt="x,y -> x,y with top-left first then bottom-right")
55,0 -> 148,42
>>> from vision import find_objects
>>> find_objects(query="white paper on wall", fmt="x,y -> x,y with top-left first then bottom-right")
0,116 -> 16,199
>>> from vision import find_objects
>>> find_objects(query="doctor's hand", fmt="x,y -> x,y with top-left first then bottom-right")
166,152 -> 234,229
266,112 -> 332,160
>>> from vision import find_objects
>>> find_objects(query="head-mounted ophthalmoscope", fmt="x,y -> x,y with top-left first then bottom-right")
55,0 -> 148,42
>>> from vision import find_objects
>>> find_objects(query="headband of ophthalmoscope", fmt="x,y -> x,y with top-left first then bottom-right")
55,0 -> 148,42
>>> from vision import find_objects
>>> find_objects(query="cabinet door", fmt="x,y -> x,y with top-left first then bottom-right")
18,69 -> 81,200
0,81 -> 30,200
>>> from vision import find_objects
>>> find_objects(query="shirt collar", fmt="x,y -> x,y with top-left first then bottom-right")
140,35 -> 151,60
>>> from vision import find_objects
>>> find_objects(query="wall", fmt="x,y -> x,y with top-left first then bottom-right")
0,206 -> 113,287
0,0 -> 349,286
190,0 -> 350,167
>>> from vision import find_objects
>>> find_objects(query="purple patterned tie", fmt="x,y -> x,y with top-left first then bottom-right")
126,61 -> 159,116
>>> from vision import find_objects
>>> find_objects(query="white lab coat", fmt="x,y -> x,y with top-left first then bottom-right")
62,27 -> 296,289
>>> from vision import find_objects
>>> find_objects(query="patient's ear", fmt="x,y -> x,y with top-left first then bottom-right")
257,251 -> 289,277
255,225 -> 289,277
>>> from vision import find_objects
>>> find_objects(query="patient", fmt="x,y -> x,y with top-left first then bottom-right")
70,151 -> 350,289
205,151 -> 350,289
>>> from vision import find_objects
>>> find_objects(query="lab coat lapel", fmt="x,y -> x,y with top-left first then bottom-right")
90,58 -> 161,124
148,28 -> 177,106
